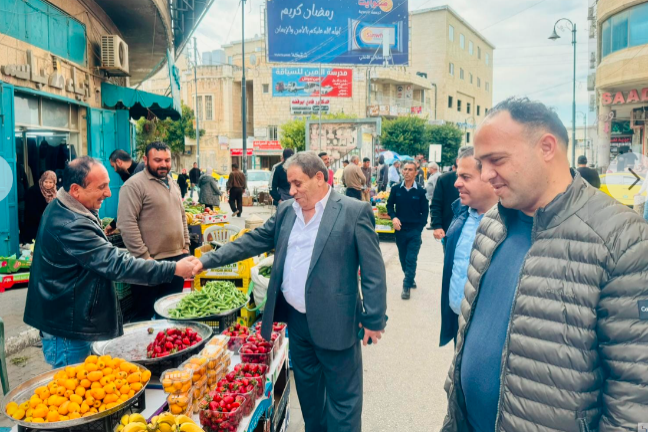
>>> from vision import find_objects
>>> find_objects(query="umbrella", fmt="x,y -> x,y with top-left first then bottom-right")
399,155 -> 415,162
380,151 -> 400,165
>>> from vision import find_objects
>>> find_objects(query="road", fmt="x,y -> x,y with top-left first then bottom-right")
0,199 -> 454,431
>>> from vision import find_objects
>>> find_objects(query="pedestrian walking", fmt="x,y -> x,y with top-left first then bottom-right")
388,160 -> 401,188
442,97 -> 648,432
177,168 -> 190,198
424,163 -> 441,230
117,142 -> 191,322
343,155 -> 365,200
24,157 -> 197,367
227,163 -> 247,217
193,151 -> 387,432
429,161 -> 459,247
271,149 -> 295,205
198,167 -> 222,210
189,162 -> 201,198
376,155 -> 389,192
361,157 -> 372,202
318,152 -> 335,187
415,160 -> 425,187
105,149 -> 145,235
386,161 -> 429,300
576,155 -> 601,188
439,147 -> 497,347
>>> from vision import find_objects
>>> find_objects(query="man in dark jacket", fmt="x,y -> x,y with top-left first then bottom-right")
576,155 -> 601,188
430,163 -> 459,248
386,161 -> 429,300
189,162 -> 201,198
106,149 -> 145,235
442,97 -> 648,432
439,147 -> 497,347
226,164 -> 247,217
270,149 -> 294,205
24,157 -> 198,368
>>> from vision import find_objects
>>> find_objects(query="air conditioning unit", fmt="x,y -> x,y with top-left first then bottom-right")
101,35 -> 129,76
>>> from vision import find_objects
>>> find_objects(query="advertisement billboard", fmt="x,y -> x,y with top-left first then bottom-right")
273,67 -> 352,97
266,0 -> 409,65
290,98 -> 331,115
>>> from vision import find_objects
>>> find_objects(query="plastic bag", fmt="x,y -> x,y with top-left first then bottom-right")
250,255 -> 274,312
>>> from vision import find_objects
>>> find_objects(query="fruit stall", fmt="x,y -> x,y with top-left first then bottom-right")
374,204 -> 395,235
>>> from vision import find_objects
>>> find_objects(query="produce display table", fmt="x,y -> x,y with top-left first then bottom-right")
0,272 -> 29,292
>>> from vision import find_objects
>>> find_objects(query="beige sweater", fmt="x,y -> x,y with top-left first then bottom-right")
343,163 -> 366,191
117,169 -> 190,260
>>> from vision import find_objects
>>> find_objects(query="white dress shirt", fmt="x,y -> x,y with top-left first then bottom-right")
281,187 -> 332,313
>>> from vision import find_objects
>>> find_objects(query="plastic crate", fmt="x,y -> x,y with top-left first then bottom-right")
0,258 -> 30,274
194,275 -> 250,296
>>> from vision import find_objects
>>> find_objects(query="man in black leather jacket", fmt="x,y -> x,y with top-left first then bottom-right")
24,157 -> 199,368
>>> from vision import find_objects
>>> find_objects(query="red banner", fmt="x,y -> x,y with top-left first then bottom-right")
253,141 -> 282,151
230,149 -> 254,156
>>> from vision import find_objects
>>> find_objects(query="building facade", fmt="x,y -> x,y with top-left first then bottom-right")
595,0 -> 648,168
0,0 -> 212,256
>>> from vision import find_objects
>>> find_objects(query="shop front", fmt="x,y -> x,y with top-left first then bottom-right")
252,141 -> 283,170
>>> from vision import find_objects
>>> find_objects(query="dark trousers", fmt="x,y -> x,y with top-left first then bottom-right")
345,188 -> 362,200
395,227 -> 423,288
130,253 -> 187,322
229,187 -> 244,214
287,306 -> 363,432
180,186 -> 187,199
378,184 -> 387,192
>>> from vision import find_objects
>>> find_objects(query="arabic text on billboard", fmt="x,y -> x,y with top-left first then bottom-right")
291,98 -> 331,115
266,0 -> 409,65
273,67 -> 352,97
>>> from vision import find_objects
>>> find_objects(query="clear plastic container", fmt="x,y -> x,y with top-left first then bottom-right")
253,321 -> 286,345
206,335 -> 229,349
181,356 -> 208,383
234,363 -> 269,398
201,345 -> 225,371
199,397 -> 245,432
239,343 -> 272,366
161,369 -> 194,394
192,374 -> 208,401
167,392 -> 193,415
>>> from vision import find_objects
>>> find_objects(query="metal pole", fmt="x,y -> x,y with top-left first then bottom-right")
194,37 -> 200,168
571,24 -> 577,168
319,63 -> 322,151
431,83 -> 437,120
242,0 -> 247,174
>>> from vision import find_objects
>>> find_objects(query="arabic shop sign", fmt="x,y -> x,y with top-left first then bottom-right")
601,88 -> 648,106
1,50 -> 90,100
290,97 -> 331,115
272,67 -> 352,98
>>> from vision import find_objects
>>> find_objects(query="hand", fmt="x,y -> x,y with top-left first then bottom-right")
104,225 -> 115,235
175,256 -> 200,278
192,260 -> 204,276
392,218 -> 402,231
433,228 -> 445,240
359,323 -> 384,346
182,249 -> 189,254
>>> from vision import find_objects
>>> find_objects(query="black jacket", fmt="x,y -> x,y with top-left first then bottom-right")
189,167 -> 201,184
430,171 -> 459,232
177,173 -> 190,191
270,162 -> 291,203
24,196 -> 176,341
386,182 -> 429,229
576,166 -> 601,189
23,185 -> 49,243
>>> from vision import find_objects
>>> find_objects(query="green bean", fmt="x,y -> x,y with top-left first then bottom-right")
167,281 -> 248,319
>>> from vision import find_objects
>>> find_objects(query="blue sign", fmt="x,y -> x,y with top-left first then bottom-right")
266,0 -> 409,65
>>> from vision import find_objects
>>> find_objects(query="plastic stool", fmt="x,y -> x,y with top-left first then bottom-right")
0,318 -> 9,395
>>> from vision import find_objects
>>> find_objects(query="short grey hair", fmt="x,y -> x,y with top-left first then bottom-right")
428,162 -> 439,171
62,156 -> 101,191
457,146 -> 475,160
284,151 -> 328,179
351,155 -> 360,163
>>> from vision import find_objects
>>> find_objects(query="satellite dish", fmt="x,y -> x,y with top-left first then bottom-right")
250,54 -> 257,66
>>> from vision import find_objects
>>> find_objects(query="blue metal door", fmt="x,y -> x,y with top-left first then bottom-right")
0,83 -> 19,256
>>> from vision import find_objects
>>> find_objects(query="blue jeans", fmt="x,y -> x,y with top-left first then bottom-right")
41,332 -> 93,368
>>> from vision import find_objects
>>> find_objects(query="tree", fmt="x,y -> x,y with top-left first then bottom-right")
279,112 -> 357,152
425,123 -> 463,168
380,116 -> 427,156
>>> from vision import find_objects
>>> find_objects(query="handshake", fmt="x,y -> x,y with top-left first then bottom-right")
174,256 -> 205,278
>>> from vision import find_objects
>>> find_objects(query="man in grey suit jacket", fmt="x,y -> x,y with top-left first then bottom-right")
194,151 -> 387,432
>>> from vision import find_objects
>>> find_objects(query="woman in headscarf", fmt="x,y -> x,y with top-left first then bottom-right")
177,168 -> 189,199
198,167 -> 222,210
23,171 -> 57,242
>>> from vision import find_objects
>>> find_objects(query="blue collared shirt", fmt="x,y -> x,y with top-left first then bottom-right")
388,166 -> 400,183
400,180 -> 417,191
449,207 -> 484,315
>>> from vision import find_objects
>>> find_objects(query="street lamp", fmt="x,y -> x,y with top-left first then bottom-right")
549,18 -> 577,168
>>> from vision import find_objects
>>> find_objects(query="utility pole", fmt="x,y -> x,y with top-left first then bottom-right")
193,37 -> 200,168
241,0 -> 248,174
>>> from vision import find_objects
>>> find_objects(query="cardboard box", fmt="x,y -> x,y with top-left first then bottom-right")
203,213 -> 229,224
243,196 -> 253,207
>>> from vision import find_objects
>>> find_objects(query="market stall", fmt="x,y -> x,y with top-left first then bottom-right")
374,202 -> 395,236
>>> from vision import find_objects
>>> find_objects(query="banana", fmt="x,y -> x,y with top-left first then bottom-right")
122,422 -> 147,432
156,413 -> 177,427
128,414 -> 148,425
174,415 -> 194,426
116,425 -> 124,432
158,423 -> 173,432
121,415 -> 131,426
150,416 -> 159,424
178,422 -> 204,432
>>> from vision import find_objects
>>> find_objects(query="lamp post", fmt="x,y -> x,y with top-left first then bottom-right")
576,110 -> 588,163
549,18 -> 577,168
241,0 -> 247,174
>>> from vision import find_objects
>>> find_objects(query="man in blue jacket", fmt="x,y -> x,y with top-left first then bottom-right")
439,147 -> 498,346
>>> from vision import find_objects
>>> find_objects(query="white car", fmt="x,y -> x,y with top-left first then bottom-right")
246,170 -> 272,196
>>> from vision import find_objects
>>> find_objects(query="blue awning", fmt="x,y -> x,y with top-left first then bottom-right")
101,83 -> 180,121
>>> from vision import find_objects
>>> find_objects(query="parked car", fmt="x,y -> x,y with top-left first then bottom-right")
600,172 -> 646,207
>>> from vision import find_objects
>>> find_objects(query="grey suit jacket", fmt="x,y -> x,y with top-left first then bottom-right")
199,190 -> 387,351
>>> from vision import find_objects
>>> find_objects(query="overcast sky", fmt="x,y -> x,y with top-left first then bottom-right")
192,0 -> 591,129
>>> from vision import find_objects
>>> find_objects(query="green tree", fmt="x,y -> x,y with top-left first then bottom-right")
279,112 -> 357,152
380,116 -> 428,156
425,123 -> 464,168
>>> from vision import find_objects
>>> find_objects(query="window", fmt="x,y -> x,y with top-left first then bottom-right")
478,46 -> 482,59
196,96 -> 203,120
486,82 -> 490,92
469,41 -> 474,55
460,68 -> 464,80
449,63 -> 455,75
466,132 -> 471,144
470,73 -> 473,84
460,34 -> 465,49
205,96 -> 213,121
448,96 -> 453,108
263,84 -> 270,94
477,77 -> 481,87
486,53 -> 490,65
269,126 -> 278,140
601,3 -> 648,58
485,108 -> 489,115
467,103 -> 471,114
449,25 -> 454,42
457,100 -> 462,112
477,105 -> 481,116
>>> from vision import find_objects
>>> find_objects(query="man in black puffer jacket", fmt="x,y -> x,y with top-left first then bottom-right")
442,97 -> 648,432
24,157 -> 199,368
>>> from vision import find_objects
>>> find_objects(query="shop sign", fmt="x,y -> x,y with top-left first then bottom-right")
610,136 -> 632,146
273,67 -> 352,97
253,141 -> 282,151
230,149 -> 254,156
290,97 -> 330,115
1,50 -> 90,100
411,106 -> 422,114
601,88 -> 648,106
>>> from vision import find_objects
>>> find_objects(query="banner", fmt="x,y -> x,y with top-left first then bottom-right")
290,98 -> 331,115
253,141 -> 283,151
230,149 -> 254,156
266,0 -> 409,65
273,67 -> 352,97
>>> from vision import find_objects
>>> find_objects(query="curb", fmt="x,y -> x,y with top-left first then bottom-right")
5,328 -> 40,357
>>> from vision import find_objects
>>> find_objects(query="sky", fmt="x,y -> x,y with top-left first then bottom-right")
191,0 -> 591,129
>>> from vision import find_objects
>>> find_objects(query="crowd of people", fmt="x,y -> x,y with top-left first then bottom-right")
19,96 -> 648,432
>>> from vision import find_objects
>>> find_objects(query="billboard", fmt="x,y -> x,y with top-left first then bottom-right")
290,97 -> 331,115
273,67 -> 352,97
266,0 -> 409,65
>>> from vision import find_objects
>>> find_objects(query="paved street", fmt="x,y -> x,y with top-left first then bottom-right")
1,199 -> 454,431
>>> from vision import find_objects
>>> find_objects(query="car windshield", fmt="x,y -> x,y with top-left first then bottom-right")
247,171 -> 270,182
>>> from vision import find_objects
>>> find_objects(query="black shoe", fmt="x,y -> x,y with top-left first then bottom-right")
401,287 -> 410,300
237,212 -> 242,217
411,282 -> 417,289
